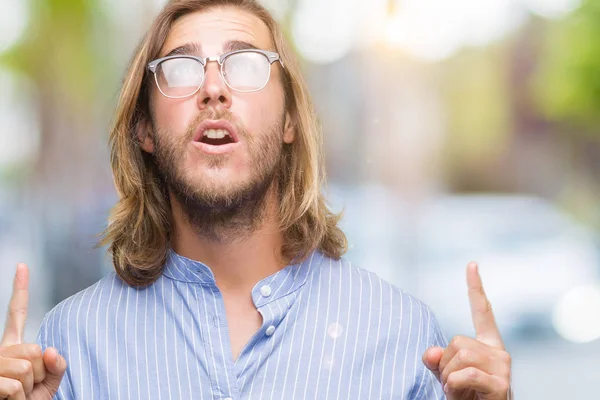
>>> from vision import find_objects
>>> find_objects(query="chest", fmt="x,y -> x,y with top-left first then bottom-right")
222,294 -> 262,361
64,279 -> 429,399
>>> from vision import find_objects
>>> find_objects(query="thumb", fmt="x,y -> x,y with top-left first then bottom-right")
422,346 -> 443,381
40,347 -> 67,396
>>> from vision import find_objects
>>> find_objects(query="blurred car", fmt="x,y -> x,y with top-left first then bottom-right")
326,184 -> 600,343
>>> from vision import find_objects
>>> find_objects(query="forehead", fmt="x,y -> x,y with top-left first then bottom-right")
160,7 -> 274,56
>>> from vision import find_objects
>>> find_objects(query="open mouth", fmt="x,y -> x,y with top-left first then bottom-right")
198,129 -> 236,146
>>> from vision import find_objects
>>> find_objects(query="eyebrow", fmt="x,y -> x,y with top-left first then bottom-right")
162,40 -> 260,58
163,42 -> 202,57
223,40 -> 259,52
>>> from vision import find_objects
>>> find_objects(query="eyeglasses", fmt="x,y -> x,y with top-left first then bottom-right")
147,49 -> 284,99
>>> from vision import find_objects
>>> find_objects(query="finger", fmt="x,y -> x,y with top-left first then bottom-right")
0,344 -> 46,384
1,264 -> 29,347
0,376 -> 26,400
445,367 -> 509,396
466,262 -> 503,349
440,347 -> 507,386
0,357 -> 34,394
422,346 -> 443,382
39,348 -> 67,396
439,335 -> 491,375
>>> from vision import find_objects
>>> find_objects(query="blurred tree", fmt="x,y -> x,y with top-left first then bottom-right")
534,0 -> 600,136
438,43 -> 515,192
531,1 -> 600,228
0,0 -> 118,304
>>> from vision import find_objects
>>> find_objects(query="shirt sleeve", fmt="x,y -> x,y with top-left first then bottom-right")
36,310 -> 76,400
414,306 -> 448,400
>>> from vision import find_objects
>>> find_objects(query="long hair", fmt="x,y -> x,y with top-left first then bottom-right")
101,0 -> 347,286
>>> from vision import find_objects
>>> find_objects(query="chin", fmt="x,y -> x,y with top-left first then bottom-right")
189,172 -> 248,192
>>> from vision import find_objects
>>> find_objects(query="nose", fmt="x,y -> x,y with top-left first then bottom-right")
197,61 -> 232,110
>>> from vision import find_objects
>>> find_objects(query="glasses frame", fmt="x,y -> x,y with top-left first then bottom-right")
147,49 -> 284,99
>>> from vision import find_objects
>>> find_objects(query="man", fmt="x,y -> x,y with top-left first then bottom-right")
0,0 -> 512,398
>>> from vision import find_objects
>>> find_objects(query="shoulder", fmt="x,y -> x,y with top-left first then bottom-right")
36,272 -> 131,347
309,255 -> 429,314
331,257 -> 447,399
310,254 -> 447,346
41,271 -> 127,322
306,255 -> 447,397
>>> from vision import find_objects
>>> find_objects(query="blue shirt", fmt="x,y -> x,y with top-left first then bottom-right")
37,250 -> 448,399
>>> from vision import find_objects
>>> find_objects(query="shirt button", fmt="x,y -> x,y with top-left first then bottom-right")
260,285 -> 272,297
266,325 -> 276,336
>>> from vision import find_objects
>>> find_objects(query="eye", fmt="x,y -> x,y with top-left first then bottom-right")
160,58 -> 203,87
222,52 -> 271,91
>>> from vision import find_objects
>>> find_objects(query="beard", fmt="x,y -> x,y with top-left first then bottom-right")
151,109 -> 286,242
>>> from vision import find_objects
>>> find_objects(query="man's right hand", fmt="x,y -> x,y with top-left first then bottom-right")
0,263 -> 67,399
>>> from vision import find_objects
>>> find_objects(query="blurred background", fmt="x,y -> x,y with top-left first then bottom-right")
1,0 -> 599,397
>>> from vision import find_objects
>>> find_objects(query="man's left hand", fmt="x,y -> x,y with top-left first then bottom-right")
422,262 -> 512,400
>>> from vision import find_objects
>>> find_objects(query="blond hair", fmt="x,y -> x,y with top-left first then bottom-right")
101,0 -> 347,286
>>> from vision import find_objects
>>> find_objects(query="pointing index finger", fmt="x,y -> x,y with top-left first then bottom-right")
1,263 -> 30,347
466,262 -> 504,349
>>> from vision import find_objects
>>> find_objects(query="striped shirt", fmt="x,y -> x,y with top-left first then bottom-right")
37,249 -> 448,399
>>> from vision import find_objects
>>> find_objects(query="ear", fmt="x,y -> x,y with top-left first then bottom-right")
137,118 -> 155,153
283,111 -> 295,144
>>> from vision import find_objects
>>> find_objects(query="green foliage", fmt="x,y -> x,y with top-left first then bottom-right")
0,0 -> 112,109
440,44 -> 513,163
534,0 -> 600,133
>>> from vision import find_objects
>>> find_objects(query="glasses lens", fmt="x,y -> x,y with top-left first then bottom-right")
156,57 -> 204,98
222,52 -> 270,92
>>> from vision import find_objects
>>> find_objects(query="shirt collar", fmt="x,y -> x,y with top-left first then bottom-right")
163,248 -> 216,284
251,250 -> 322,308
163,248 -> 322,304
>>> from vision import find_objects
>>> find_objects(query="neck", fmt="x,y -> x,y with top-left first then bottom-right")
169,188 -> 287,294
